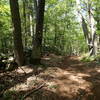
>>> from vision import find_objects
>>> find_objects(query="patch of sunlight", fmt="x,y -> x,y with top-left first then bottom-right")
42,57 -> 51,60
27,76 -> 44,86
46,82 -> 58,91
57,56 -> 63,59
46,82 -> 56,86
55,69 -> 72,77
27,76 -> 36,86
10,76 -> 45,92
63,71 -> 71,75
10,83 -> 29,91
68,75 -> 86,84
81,53 -> 90,57
17,66 -> 33,74
77,73 -> 90,77
95,68 -> 100,73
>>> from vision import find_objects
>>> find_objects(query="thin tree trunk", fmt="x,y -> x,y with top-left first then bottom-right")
23,0 -> 27,47
29,0 -> 34,37
54,22 -> 57,46
43,24 -> 47,48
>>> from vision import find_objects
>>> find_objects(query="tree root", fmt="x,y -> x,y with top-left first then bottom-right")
21,83 -> 46,100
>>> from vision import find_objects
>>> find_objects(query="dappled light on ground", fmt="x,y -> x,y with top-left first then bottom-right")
1,54 -> 100,100
16,66 -> 34,74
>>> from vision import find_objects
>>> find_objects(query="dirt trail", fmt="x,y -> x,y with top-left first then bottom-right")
41,55 -> 99,100
0,54 -> 100,100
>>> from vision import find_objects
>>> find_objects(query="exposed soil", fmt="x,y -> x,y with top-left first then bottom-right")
0,54 -> 100,100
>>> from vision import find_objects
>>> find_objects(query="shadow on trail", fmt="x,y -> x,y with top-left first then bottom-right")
1,54 -> 100,100
0,66 -> 37,96
41,55 -> 100,100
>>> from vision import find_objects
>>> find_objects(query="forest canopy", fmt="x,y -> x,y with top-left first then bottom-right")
0,0 -> 100,65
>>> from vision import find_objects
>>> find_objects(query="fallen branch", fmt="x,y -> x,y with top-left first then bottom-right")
18,66 -> 27,75
21,83 -> 45,100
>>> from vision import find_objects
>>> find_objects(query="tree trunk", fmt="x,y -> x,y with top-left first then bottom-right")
31,0 -> 45,64
23,0 -> 27,47
81,0 -> 97,56
88,0 -> 97,55
81,16 -> 91,51
54,20 -> 57,46
29,0 -> 34,37
9,0 -> 25,66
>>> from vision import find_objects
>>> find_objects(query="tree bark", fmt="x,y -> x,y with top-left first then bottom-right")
81,0 -> 97,56
9,0 -> 25,66
31,0 -> 45,64
88,0 -> 97,55
23,0 -> 27,47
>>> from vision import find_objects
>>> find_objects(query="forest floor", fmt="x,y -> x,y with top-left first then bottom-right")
0,54 -> 100,100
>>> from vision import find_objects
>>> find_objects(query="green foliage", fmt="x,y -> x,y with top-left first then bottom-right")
94,54 -> 100,62
81,56 -> 95,62
0,0 -> 99,56
81,54 -> 100,63
0,0 -> 12,53
48,84 -> 58,89
3,90 -> 17,100
93,0 -> 100,35
0,84 -> 5,91
43,0 -> 87,55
